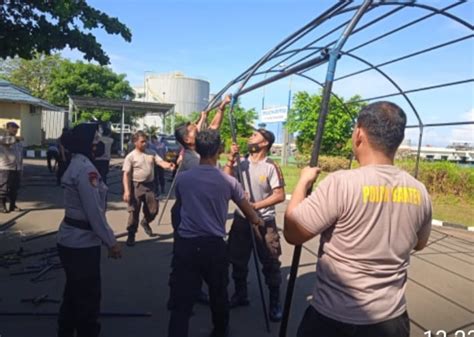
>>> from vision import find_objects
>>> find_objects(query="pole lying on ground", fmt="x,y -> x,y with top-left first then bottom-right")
279,2 -> 373,336
21,231 -> 58,243
227,96 -> 271,333
0,311 -> 152,317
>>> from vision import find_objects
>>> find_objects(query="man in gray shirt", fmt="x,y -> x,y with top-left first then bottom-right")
224,128 -> 286,322
285,102 -> 432,337
168,129 -> 263,337
0,121 -> 23,213
170,94 -> 231,304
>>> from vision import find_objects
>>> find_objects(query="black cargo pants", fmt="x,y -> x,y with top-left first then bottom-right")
228,213 -> 282,290
127,181 -> 158,234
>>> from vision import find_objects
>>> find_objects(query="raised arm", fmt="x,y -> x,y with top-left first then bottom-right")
196,111 -> 208,132
209,94 -> 232,130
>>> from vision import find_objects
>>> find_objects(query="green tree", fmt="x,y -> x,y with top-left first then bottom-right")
207,102 -> 257,151
0,1 -> 131,65
0,54 -> 63,99
46,60 -> 135,122
286,91 -> 366,156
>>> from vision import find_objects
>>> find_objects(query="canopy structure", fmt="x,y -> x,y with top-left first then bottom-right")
207,0 -> 473,177
203,2 -> 473,336
68,95 -> 175,155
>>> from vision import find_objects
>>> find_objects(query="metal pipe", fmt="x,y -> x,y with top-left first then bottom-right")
406,121 -> 474,128
120,105 -> 125,156
349,79 -> 474,103
336,34 -> 473,82
0,311 -> 152,317
227,96 -> 271,333
279,2 -> 373,336
414,125 -> 424,178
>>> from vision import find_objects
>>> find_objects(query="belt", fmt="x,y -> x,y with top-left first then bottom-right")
63,216 -> 92,231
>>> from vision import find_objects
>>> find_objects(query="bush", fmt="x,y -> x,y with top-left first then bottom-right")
295,153 -> 351,172
397,160 -> 474,199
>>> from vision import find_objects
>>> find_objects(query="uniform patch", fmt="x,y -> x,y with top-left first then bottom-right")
88,172 -> 99,187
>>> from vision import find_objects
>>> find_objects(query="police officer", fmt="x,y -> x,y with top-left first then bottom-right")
57,123 -> 121,337
0,121 -> 23,212
122,131 -> 175,246
224,128 -> 286,322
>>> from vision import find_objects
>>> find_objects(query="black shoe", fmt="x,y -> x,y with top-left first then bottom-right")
196,289 -> 209,305
126,234 -> 135,247
9,205 -> 22,212
141,222 -> 156,237
269,288 -> 282,322
229,291 -> 249,308
209,326 -> 229,337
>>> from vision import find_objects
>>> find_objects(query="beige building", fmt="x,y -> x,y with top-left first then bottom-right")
0,80 -> 61,146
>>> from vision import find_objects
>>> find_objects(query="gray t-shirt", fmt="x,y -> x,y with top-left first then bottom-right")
180,149 -> 200,171
176,165 -> 245,238
236,157 -> 285,220
57,154 -> 116,248
292,165 -> 432,325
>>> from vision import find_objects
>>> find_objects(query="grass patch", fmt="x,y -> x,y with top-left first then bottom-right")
431,195 -> 474,227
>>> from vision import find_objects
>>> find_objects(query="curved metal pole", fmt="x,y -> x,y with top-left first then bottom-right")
416,125 -> 424,178
339,51 -> 424,176
336,34 -> 473,82
204,1 -> 349,111
208,1 -> 470,112
347,1 -> 468,53
280,2 -> 373,336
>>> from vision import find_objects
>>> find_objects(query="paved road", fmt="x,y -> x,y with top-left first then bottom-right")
0,159 -> 472,337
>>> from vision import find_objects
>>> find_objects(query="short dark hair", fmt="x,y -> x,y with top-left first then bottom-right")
357,101 -> 406,155
174,122 -> 191,148
196,130 -> 221,159
132,131 -> 147,143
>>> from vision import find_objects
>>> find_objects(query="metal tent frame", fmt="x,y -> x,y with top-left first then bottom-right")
202,1 -> 473,335
206,0 -> 473,177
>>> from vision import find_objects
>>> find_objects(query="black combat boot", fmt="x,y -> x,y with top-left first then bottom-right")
269,287 -> 282,322
126,232 -> 135,246
229,284 -> 249,308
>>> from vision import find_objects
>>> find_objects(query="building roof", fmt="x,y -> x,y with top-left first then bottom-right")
0,79 -> 61,111
69,95 -> 175,115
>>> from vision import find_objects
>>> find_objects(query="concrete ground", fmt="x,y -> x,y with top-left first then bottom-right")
0,159 -> 472,337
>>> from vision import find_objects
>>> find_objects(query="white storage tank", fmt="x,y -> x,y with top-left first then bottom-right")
144,72 -> 210,117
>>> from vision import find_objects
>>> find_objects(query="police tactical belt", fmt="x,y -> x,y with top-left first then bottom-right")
63,217 -> 92,231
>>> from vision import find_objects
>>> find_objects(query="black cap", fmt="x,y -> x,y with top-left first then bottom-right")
6,121 -> 19,128
257,128 -> 275,149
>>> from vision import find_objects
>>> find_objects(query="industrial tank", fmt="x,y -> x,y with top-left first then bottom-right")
144,72 -> 210,117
